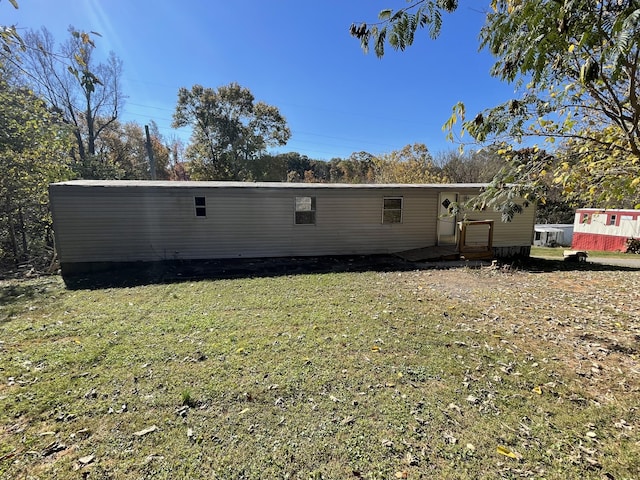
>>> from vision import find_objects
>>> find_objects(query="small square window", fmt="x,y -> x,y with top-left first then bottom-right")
383,197 -> 403,224
609,214 -> 617,226
194,196 -> 206,217
581,213 -> 590,224
295,196 -> 316,225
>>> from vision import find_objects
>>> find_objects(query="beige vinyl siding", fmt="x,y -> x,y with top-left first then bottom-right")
50,181 -> 535,265
51,183 -> 445,263
460,203 -> 535,247
462,222 -> 493,246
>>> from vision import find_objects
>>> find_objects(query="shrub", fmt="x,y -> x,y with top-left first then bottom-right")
626,237 -> 640,254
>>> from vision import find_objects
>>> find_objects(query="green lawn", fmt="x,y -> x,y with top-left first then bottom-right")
1,264 -> 639,479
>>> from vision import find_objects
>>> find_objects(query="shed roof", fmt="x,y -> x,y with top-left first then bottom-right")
577,208 -> 640,214
534,224 -> 573,230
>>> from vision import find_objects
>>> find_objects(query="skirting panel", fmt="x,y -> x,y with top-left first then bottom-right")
572,232 -> 628,252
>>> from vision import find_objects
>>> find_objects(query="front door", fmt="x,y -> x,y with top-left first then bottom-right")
437,192 -> 458,246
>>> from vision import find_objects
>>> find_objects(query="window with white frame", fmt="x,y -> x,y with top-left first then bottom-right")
608,214 -> 617,226
295,196 -> 316,224
383,197 -> 403,224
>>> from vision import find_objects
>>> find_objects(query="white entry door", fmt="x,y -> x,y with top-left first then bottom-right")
437,192 -> 458,245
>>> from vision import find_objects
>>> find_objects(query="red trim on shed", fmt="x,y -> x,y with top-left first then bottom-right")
580,212 -> 592,224
572,232 -> 628,252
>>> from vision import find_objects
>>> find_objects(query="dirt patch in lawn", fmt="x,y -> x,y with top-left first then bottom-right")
396,262 -> 640,402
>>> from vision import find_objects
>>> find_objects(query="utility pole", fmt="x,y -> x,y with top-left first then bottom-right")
145,125 -> 156,180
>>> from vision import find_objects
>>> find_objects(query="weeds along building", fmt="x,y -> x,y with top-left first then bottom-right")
49,180 -> 536,277
572,208 -> 640,252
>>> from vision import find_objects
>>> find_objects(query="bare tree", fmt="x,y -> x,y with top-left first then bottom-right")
17,26 -> 123,172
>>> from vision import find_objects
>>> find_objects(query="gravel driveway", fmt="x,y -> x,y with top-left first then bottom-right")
587,255 -> 640,268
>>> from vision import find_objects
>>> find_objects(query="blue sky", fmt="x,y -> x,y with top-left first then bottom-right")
5,1 -> 521,160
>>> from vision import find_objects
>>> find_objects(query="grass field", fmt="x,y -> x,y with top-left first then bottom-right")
1,259 -> 639,479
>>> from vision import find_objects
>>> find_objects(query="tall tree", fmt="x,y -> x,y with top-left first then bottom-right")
326,152 -> 376,183
436,149 -> 504,183
172,83 -> 291,180
92,119 -> 171,180
0,1 -> 109,271
352,1 -> 640,210
0,74 -> 73,267
373,143 -> 445,183
13,26 -> 123,175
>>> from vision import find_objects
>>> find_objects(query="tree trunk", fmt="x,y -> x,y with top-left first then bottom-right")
86,91 -> 95,156
5,195 -> 19,267
74,128 -> 86,163
18,206 -> 28,262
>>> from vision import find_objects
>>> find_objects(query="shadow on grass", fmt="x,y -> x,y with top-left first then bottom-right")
61,254 -> 640,290
507,256 -> 640,274
0,281 -> 54,324
0,282 -> 46,303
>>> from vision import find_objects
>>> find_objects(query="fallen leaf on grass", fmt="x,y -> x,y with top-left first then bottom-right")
340,415 -> 355,426
532,386 -> 542,395
404,452 -> 419,466
614,419 -> 632,430
42,441 -> 66,456
175,406 -> 189,417
496,445 -> 521,459
579,445 -> 596,455
84,388 -> 97,399
73,428 -> 91,439
584,456 -> 601,468
395,471 -> 408,479
443,432 -> 458,444
73,454 -> 96,471
78,454 -> 95,465
0,450 -> 18,462
133,425 -> 158,437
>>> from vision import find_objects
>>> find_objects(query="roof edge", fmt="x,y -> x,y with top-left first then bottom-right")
50,180 -> 489,189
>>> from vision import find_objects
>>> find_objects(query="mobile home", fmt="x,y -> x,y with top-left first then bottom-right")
572,208 -> 640,252
49,180 -> 536,277
533,224 -> 574,247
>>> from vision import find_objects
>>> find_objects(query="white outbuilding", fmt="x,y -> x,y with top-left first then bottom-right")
533,224 -> 574,247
